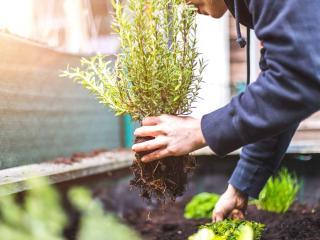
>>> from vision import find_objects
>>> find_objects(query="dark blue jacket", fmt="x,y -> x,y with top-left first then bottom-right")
201,0 -> 320,197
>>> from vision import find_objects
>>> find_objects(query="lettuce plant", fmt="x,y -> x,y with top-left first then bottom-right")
184,192 -> 220,219
189,219 -> 265,240
255,168 -> 301,213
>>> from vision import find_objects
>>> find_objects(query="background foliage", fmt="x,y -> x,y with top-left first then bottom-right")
254,168 -> 301,213
184,192 -> 220,219
0,178 -> 140,240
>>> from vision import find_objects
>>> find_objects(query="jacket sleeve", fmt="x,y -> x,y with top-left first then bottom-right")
228,124 -> 298,198
201,0 -> 320,156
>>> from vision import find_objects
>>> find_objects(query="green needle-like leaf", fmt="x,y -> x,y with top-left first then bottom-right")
62,0 -> 204,121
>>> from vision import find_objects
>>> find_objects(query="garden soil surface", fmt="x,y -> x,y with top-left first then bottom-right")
123,201 -> 320,240
56,152 -> 320,240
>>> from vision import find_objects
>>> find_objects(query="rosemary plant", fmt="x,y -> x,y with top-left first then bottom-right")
62,0 -> 204,201
63,0 -> 204,121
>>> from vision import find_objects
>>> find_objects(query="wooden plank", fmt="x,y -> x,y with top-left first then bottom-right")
0,148 -> 221,195
0,141 -> 318,195
0,150 -> 134,195
0,33 -> 122,169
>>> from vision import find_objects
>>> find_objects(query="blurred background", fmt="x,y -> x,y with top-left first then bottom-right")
0,0 -> 249,168
0,3 -> 319,236
0,0 -> 117,54
0,0 -> 319,173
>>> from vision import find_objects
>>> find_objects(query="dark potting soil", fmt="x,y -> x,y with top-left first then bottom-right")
247,204 -> 320,240
124,201 -> 320,240
58,154 -> 320,240
124,201 -> 207,240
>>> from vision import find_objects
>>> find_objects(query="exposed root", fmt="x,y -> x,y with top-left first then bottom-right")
130,136 -> 196,202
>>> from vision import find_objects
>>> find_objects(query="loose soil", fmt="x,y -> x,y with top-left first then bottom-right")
48,149 -> 108,164
131,136 -> 196,201
123,201 -> 320,240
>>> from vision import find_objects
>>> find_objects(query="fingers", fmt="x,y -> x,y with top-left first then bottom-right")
132,137 -> 167,153
211,184 -> 248,223
212,209 -> 245,223
134,126 -> 165,137
141,114 -> 171,126
212,204 -> 232,222
212,211 -> 225,223
230,209 -> 245,220
142,116 -> 161,126
187,0 -> 201,6
136,115 -> 172,137
140,148 -> 170,162
212,197 -> 232,223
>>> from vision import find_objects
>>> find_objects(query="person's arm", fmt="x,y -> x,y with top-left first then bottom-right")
228,124 -> 299,198
212,124 -> 299,221
132,1 -> 320,162
202,0 -> 320,156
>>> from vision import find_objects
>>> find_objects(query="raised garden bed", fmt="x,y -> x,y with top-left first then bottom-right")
122,198 -> 320,240
3,151 -> 319,240
58,154 -> 320,240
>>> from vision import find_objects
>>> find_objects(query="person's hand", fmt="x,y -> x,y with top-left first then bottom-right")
132,114 -> 207,162
188,0 -> 227,18
212,184 -> 248,222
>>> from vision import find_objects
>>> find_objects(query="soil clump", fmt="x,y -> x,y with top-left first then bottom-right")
130,136 -> 196,202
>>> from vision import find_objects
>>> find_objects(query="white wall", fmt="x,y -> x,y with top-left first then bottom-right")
250,30 -> 261,82
191,14 -> 230,118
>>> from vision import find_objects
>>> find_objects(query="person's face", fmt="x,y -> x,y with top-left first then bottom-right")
189,0 -> 227,18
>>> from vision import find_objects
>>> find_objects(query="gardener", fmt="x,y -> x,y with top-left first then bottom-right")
132,0 -> 320,221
